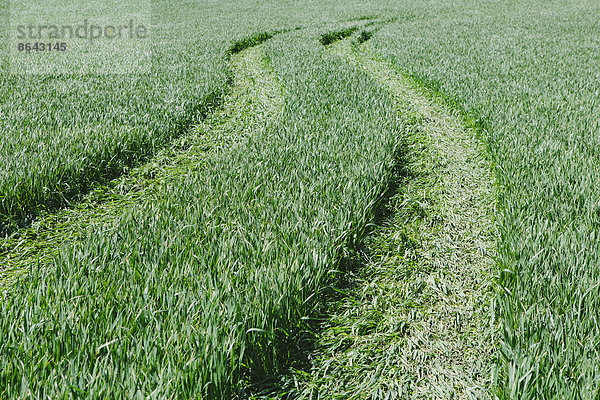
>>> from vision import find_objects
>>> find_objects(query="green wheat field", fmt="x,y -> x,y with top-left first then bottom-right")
1,0 -> 599,398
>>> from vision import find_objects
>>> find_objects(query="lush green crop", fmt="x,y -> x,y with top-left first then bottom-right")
0,2 -> 225,232
0,0 -> 385,233
2,0 -> 600,398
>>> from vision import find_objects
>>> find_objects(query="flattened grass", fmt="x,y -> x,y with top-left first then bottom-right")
288,37 -> 497,400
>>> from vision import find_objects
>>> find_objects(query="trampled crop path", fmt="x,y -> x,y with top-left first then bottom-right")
0,43 -> 282,295
291,37 -> 498,399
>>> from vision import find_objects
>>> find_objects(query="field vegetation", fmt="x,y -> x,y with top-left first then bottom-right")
0,0 -> 380,232
1,0 -> 600,398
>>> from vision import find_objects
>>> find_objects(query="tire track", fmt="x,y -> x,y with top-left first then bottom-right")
297,38 -> 498,399
0,43 -> 283,293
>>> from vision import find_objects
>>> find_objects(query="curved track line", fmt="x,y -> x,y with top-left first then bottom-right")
0,44 -> 283,293
298,39 -> 498,399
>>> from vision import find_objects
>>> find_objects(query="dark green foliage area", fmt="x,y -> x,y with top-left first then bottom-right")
229,31 -> 278,55
320,27 -> 358,46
